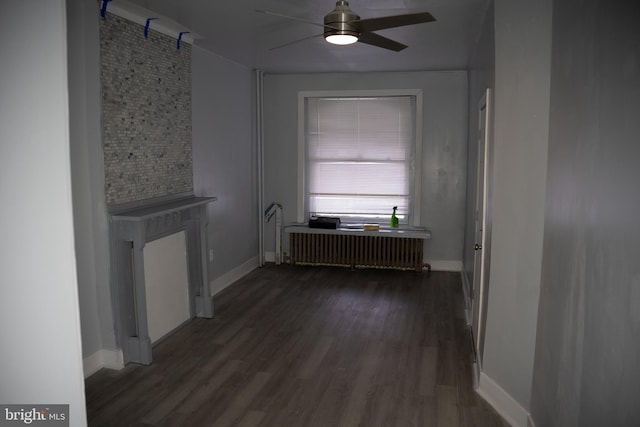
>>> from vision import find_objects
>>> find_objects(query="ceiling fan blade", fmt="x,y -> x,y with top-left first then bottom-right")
269,33 -> 323,50
358,32 -> 407,52
356,12 -> 436,32
256,10 -> 341,31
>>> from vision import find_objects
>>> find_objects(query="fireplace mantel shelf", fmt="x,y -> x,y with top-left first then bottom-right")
111,196 -> 217,222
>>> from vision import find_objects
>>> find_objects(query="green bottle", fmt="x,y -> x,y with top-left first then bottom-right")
391,206 -> 399,228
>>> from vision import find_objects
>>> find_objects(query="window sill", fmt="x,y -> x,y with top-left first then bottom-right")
285,224 -> 431,240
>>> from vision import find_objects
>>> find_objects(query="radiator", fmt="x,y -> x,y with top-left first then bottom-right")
288,232 -> 428,271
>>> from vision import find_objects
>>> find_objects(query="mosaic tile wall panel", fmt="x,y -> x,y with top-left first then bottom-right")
100,13 -> 193,205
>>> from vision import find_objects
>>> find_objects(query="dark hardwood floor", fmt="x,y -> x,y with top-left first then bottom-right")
85,265 -> 508,426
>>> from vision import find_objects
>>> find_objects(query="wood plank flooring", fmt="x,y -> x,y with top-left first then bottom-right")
85,265 -> 508,426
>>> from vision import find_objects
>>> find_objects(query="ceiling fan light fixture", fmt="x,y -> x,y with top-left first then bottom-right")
258,0 -> 436,52
323,0 -> 360,46
325,33 -> 358,45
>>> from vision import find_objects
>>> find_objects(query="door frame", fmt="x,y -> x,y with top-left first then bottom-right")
471,88 -> 492,377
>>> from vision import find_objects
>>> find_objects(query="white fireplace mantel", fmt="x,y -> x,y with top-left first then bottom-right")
109,194 -> 216,365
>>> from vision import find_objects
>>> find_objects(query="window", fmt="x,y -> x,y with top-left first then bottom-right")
298,90 -> 422,225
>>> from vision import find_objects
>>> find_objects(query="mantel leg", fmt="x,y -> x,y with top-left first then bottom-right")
192,207 -> 214,318
130,237 -> 152,365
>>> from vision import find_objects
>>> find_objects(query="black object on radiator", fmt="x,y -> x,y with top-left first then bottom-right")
308,216 -> 341,229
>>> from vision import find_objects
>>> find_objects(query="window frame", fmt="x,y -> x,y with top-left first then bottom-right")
297,89 -> 423,226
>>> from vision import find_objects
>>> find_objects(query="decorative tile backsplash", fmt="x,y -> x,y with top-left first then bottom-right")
100,13 -> 193,205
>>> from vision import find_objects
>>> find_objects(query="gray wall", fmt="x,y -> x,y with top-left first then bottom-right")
263,71 -> 469,265
67,0 -> 117,362
0,0 -> 87,424
463,0 -> 495,287
481,0 -> 552,410
192,46 -> 259,293
531,1 -> 640,425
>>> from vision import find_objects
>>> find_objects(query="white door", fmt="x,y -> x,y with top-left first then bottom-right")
471,88 -> 491,369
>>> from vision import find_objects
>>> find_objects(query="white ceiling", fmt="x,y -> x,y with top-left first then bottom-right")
122,0 -> 490,73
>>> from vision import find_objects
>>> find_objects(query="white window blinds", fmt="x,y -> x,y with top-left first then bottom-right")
306,96 -> 415,222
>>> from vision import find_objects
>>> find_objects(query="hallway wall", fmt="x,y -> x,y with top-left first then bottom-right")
531,1 -> 640,425
479,0 -> 552,422
0,1 -> 87,423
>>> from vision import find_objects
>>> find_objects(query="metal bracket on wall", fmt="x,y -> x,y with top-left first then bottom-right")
177,31 -> 190,49
144,18 -> 157,38
100,0 -> 111,18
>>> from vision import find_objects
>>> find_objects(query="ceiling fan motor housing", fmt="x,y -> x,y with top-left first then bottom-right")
324,0 -> 360,39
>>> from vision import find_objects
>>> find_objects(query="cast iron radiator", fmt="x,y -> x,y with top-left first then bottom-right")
288,232 -> 427,271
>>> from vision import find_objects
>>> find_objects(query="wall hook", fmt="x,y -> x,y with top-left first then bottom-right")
144,18 -> 157,38
100,0 -> 111,18
177,32 -> 190,50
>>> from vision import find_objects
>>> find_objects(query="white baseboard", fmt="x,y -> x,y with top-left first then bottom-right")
460,271 -> 472,326
429,260 -> 463,272
210,255 -> 260,296
477,372 -> 530,427
83,348 -> 124,378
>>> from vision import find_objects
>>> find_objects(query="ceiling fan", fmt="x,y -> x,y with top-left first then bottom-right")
257,0 -> 436,52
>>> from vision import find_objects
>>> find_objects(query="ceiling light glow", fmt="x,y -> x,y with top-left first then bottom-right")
325,34 -> 358,45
